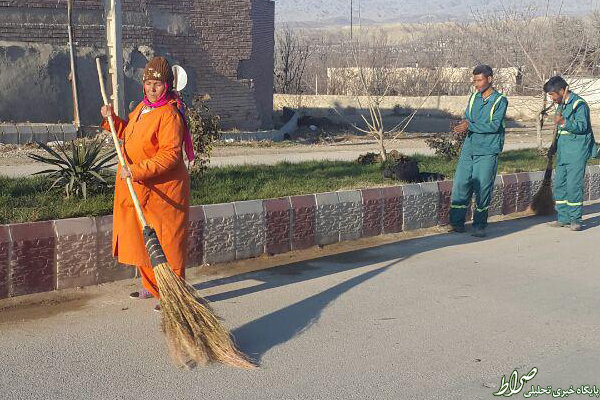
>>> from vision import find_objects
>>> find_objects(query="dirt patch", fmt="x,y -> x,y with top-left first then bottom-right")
0,291 -> 98,325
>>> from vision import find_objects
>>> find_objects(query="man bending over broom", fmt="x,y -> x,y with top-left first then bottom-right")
544,76 -> 598,231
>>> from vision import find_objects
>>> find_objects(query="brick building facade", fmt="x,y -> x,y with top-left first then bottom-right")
0,0 -> 274,130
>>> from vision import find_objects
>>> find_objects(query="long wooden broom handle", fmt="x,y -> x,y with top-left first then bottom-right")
96,58 -> 148,228
546,101 -> 563,164
542,108 -> 561,181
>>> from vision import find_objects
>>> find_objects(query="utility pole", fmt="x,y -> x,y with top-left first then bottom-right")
66,0 -> 80,130
358,0 -> 361,31
350,0 -> 353,40
105,0 -> 125,117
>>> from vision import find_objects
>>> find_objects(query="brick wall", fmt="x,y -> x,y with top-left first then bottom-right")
0,0 -> 275,130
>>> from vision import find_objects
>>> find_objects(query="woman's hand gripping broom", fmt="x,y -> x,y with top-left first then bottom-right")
96,58 -> 255,369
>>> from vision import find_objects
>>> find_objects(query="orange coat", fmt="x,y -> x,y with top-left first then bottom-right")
101,100 -> 190,297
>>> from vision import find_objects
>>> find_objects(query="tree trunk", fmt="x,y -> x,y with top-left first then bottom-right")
378,131 -> 387,162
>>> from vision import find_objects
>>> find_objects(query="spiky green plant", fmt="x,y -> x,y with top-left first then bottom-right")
28,138 -> 116,199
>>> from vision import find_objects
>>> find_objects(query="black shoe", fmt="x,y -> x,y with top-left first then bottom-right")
548,221 -> 568,228
446,225 -> 466,233
471,227 -> 486,237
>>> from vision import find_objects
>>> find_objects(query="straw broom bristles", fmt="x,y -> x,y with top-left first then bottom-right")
530,127 -> 558,216
144,227 -> 256,369
530,104 -> 562,217
154,261 -> 256,369
530,178 -> 555,216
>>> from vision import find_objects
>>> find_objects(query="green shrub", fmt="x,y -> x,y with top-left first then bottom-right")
425,130 -> 467,160
185,94 -> 222,175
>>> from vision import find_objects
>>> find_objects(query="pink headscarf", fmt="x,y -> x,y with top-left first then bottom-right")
143,84 -> 195,163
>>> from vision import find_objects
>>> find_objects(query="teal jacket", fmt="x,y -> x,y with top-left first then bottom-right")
556,92 -> 597,165
461,90 -> 508,156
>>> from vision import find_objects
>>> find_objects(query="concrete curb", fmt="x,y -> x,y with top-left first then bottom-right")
0,123 -> 77,144
2,168 -> 599,299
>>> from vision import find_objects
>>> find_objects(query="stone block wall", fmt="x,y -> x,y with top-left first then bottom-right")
233,200 -> 265,260
437,180 -> 453,226
420,182 -> 439,228
516,172 -> 533,212
290,195 -> 316,251
187,206 -> 205,268
2,168 -> 600,299
0,123 -> 77,145
338,190 -> 363,241
315,192 -> 341,246
402,184 -> 423,231
54,217 -> 97,290
490,176 -> 504,217
0,225 -> 9,299
203,203 -> 235,264
264,198 -> 292,255
361,188 -> 383,237
502,174 -> 518,215
96,215 -> 134,284
383,186 -> 403,234
9,221 -> 55,297
589,166 -> 600,200
273,94 -> 562,123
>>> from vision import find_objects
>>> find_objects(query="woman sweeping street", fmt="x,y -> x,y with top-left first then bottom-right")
100,56 -> 194,310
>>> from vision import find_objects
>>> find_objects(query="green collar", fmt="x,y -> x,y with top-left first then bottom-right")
475,89 -> 499,104
564,92 -> 577,105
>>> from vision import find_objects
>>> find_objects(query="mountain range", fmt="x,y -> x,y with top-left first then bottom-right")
273,0 -> 599,26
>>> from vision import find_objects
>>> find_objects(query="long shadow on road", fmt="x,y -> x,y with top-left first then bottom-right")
195,203 -> 600,361
233,264 -> 392,362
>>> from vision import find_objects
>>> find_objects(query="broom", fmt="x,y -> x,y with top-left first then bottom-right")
530,123 -> 559,216
96,58 -> 255,369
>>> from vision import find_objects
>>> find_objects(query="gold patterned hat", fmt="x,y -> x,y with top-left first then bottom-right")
143,56 -> 174,85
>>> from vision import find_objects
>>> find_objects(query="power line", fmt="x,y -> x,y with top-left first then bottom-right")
350,0 -> 353,40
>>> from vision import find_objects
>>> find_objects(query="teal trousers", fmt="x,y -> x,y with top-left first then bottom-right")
450,154 -> 498,229
554,161 -> 586,223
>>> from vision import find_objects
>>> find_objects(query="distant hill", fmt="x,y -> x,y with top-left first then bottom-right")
274,0 -> 599,26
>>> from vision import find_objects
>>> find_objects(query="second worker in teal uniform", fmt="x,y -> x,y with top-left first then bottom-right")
544,76 -> 597,231
449,65 -> 508,237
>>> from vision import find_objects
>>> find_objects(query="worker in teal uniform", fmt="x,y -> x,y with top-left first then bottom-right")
544,76 -> 597,231
449,65 -> 509,237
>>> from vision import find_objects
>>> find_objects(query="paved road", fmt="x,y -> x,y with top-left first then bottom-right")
0,142 -> 537,178
2,208 -> 600,400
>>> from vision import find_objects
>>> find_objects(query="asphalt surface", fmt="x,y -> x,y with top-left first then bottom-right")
2,207 -> 600,399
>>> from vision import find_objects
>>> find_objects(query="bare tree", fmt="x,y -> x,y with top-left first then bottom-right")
274,25 -> 312,94
469,3 -> 600,149
333,29 -> 440,161
343,30 -> 397,161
